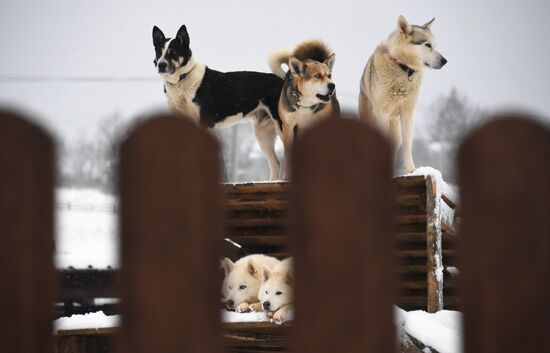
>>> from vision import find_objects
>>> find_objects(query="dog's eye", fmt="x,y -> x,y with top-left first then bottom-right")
239,285 -> 247,290
315,73 -> 322,79
276,291 -> 282,296
228,286 -> 233,290
425,43 -> 432,49
327,74 -> 332,79
265,290 -> 268,294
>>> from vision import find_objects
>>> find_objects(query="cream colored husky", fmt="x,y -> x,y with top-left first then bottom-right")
258,258 -> 293,322
222,254 -> 280,313
359,16 -> 447,173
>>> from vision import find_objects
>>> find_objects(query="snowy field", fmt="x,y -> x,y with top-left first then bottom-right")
55,188 -> 118,269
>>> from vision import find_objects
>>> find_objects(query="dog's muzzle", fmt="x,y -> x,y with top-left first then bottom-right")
157,61 -> 175,74
263,301 -> 271,310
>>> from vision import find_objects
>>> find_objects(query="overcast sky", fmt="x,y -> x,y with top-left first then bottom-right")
1,0 -> 549,141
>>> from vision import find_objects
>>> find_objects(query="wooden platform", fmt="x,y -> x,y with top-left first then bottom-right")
57,176 -> 458,317
223,175 -> 458,312
55,322 -> 434,353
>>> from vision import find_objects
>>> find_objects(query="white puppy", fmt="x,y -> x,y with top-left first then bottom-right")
258,258 -> 293,322
222,254 -> 280,313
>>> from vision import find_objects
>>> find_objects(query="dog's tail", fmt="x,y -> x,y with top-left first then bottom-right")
268,49 -> 291,79
292,39 -> 333,63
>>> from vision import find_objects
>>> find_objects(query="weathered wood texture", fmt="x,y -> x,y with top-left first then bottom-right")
291,117 -> 395,353
0,111 -> 55,353
425,175 -> 443,313
117,115 -> 223,353
459,117 -> 550,353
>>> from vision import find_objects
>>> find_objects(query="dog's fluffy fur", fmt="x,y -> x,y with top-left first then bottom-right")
222,254 -> 280,313
269,40 -> 340,178
259,258 -> 292,322
153,25 -> 284,180
359,16 -> 447,173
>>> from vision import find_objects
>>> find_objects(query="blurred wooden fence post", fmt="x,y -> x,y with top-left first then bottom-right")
459,116 -> 550,353
0,111 -> 55,353
291,116 -> 395,353
117,114 -> 223,353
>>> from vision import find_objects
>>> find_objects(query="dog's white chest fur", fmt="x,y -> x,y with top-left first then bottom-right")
163,64 -> 206,122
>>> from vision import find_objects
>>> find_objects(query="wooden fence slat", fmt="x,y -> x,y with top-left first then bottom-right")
117,114 -> 223,353
291,115 -> 395,353
458,116 -> 550,353
0,111 -> 55,353
425,175 -> 443,312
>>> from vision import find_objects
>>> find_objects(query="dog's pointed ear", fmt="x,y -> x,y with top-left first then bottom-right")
261,266 -> 271,282
247,259 -> 257,276
422,18 -> 435,29
289,57 -> 304,76
176,25 -> 190,46
223,258 -> 235,276
324,53 -> 336,71
398,15 -> 413,35
152,26 -> 166,47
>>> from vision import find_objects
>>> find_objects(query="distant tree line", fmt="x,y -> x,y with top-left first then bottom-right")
60,88 -> 548,191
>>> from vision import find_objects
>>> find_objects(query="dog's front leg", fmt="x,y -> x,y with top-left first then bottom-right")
400,110 -> 416,173
272,304 -> 292,322
235,302 -> 250,313
282,122 -> 295,180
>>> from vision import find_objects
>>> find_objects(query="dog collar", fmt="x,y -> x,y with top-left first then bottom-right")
177,66 -> 194,82
389,55 -> 415,80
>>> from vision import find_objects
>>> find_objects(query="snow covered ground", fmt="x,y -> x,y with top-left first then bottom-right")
396,308 -> 463,353
55,188 -> 118,269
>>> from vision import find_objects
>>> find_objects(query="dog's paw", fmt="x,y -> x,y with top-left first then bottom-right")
404,161 -> 416,174
272,309 -> 287,322
266,311 -> 274,319
235,303 -> 250,313
249,302 -> 262,312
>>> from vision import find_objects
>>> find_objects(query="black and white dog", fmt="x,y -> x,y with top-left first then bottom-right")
153,25 -> 284,180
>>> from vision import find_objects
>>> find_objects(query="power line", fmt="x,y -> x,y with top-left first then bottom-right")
0,75 -> 159,83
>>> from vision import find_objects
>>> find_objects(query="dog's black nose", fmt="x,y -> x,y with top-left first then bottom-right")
263,301 -> 271,310
328,83 -> 335,92
441,57 -> 448,67
158,62 -> 167,73
226,300 -> 234,309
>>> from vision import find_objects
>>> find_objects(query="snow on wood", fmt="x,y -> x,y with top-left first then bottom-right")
395,307 -> 463,353
54,311 -> 120,333
56,308 -> 461,353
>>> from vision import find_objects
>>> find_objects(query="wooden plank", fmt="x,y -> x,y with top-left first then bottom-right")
117,114 -> 223,353
291,116 -> 395,353
425,175 -> 444,313
0,111 -> 55,353
224,182 -> 290,194
226,194 -> 424,210
458,117 -> 550,353
58,269 -> 117,301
